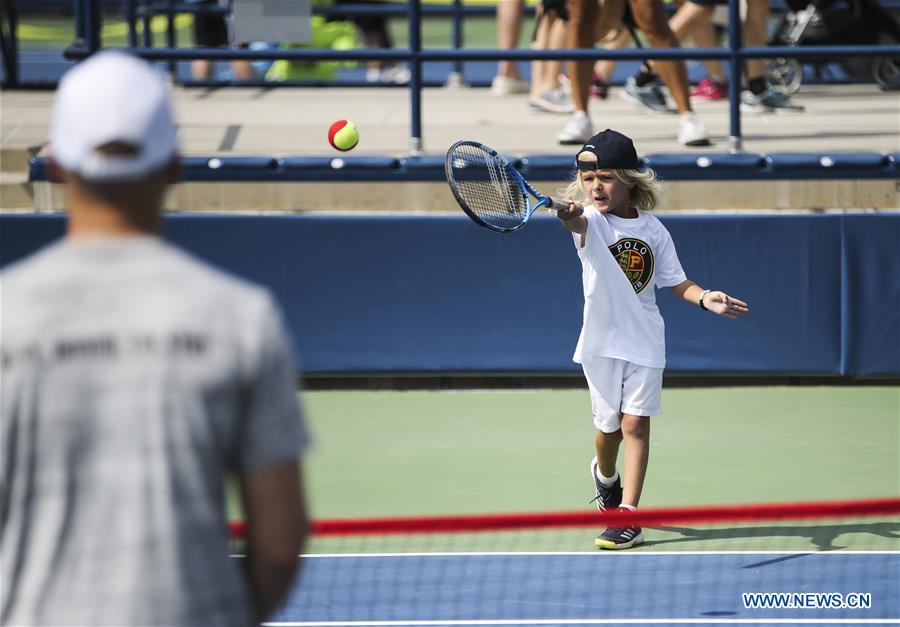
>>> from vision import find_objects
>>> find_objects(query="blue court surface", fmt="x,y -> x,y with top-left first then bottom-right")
264,551 -> 900,626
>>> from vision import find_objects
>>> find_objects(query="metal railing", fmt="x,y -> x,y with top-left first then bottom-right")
16,0 -> 900,153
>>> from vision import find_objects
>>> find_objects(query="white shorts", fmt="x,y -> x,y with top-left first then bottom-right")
582,356 -> 664,432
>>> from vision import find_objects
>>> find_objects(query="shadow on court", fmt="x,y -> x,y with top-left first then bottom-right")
644,521 -> 900,551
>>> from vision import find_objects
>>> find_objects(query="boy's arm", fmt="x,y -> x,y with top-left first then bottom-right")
556,198 -> 588,235
670,280 -> 749,320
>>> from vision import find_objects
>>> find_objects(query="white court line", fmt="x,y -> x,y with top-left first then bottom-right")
297,550 -> 899,558
231,550 -> 899,558
263,619 -> 900,626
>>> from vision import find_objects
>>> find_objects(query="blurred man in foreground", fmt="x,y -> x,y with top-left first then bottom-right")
1,51 -> 310,626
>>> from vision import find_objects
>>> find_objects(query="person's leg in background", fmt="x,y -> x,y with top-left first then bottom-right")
328,0 -> 408,84
192,0 -> 256,82
357,14 -> 392,82
340,0 -> 410,84
740,0 -> 804,112
224,0 -> 254,81
607,0 -> 680,110
230,44 -> 256,81
591,27 -> 630,99
619,1 -> 673,114
229,62 -> 255,81
529,0 -> 575,113
192,59 -> 214,80
556,0 -> 597,144
668,0 -> 728,100
628,0 -> 711,146
191,0 -> 225,80
529,6 -> 555,100
687,19 -> 728,99
492,0 -> 530,95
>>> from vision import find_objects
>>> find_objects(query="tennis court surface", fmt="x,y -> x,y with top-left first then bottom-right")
230,386 -> 898,626
266,550 -> 898,625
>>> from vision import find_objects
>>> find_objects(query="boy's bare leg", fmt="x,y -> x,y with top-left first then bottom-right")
595,428 -> 623,479
620,413 -> 650,507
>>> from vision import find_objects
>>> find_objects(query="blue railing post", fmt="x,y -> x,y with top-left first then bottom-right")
727,0 -> 743,152
446,0 -> 466,87
166,0 -> 176,80
409,0 -> 424,154
75,0 -> 86,46
141,0 -> 153,48
75,0 -> 102,55
0,0 -> 20,87
124,0 -> 138,48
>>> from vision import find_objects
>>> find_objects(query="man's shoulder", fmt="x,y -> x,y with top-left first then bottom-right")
1,240 -> 67,288
2,238 -> 277,320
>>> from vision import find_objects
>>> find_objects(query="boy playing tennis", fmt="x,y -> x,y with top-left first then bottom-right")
555,129 -> 748,549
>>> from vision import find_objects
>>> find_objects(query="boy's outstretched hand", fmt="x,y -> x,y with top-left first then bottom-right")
703,291 -> 749,320
556,197 -> 584,222
555,197 -> 588,235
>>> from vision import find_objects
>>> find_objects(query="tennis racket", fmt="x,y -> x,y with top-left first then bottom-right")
445,140 -> 567,233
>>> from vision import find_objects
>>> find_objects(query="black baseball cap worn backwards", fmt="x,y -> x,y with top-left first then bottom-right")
576,129 -> 641,171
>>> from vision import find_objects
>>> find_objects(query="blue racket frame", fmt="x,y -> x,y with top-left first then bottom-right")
445,140 -> 565,233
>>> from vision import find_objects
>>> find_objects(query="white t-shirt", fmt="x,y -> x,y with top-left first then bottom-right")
572,206 -> 687,368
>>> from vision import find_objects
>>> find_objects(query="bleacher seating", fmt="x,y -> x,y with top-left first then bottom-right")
641,153 -> 766,180
28,152 -> 900,183
764,152 -> 894,179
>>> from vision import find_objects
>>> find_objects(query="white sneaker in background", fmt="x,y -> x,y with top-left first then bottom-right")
621,76 -> 675,114
741,89 -> 806,114
677,111 -> 712,147
365,67 -> 381,83
557,111 -> 593,145
490,75 -> 530,96
529,86 -> 575,114
381,65 -> 411,84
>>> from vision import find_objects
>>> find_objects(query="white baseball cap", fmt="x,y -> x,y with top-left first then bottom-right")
50,51 -> 178,181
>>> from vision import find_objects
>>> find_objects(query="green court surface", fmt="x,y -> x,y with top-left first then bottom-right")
17,15 -> 523,49
268,385 -> 900,553
17,16 -> 194,48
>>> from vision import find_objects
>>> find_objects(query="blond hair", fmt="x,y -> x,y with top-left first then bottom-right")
563,167 -> 665,212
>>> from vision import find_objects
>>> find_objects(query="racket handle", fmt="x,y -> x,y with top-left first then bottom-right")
550,199 -> 569,212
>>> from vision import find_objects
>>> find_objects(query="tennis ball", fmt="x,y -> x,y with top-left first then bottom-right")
328,119 -> 359,152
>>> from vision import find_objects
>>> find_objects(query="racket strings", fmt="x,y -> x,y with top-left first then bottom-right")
447,144 -> 527,230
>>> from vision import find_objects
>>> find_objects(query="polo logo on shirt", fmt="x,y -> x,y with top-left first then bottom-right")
608,238 -> 654,293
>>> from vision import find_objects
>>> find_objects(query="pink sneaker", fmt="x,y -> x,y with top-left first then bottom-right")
690,76 -> 728,101
591,74 -> 610,100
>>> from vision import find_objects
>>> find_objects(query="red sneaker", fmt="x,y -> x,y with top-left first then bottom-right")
690,76 -> 728,101
591,74 -> 610,100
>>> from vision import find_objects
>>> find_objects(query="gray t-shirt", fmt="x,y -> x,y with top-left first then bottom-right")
1,236 -> 309,626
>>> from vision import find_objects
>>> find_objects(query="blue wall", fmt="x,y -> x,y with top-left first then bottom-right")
1,213 -> 897,376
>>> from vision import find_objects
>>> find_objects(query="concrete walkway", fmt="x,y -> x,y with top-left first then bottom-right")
4,82 -> 900,155
2,82 -> 898,211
